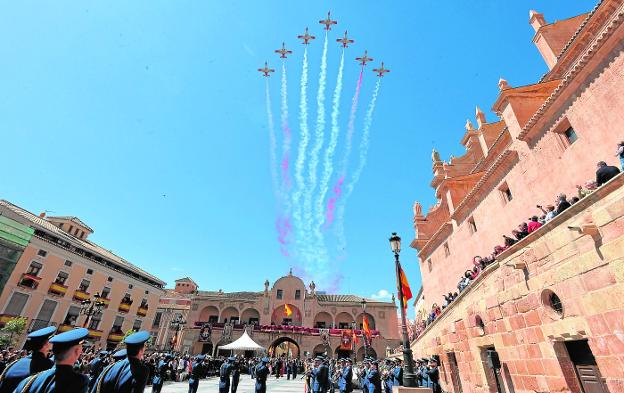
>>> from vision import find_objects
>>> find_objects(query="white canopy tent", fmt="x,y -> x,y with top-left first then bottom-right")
219,331 -> 266,352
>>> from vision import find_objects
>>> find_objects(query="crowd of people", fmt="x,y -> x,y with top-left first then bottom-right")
411,154 -> 622,340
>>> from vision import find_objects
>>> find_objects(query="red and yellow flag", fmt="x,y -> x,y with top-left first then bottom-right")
399,264 -> 413,309
363,314 -> 372,341
284,303 -> 293,317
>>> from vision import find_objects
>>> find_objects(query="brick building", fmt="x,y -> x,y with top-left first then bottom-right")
409,2 -> 624,392
153,271 -> 400,358
0,199 -> 166,350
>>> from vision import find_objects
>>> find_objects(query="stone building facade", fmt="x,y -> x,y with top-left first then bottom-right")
0,199 -> 165,349
154,272 -> 400,359
409,2 -> 624,392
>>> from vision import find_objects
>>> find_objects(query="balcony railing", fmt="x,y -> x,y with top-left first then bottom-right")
137,306 -> 148,317
107,331 -> 125,343
118,302 -> 132,313
18,273 -> 41,290
73,289 -> 90,302
87,328 -> 104,339
58,324 -> 75,333
100,297 -> 111,308
192,322 -> 382,337
48,282 -> 68,296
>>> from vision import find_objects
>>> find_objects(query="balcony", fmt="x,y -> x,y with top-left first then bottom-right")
107,330 -> 125,343
87,328 -> 104,339
73,289 -> 90,302
118,302 -> 132,313
192,322 -> 382,338
137,306 -> 148,317
58,324 -> 75,333
100,297 -> 111,309
48,282 -> 68,297
0,314 -> 25,328
18,273 -> 41,290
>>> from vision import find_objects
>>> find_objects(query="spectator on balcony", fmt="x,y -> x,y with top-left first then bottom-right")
503,235 -> 516,248
576,181 -> 597,199
596,161 -> 621,186
0,326 -> 56,393
469,266 -> 480,280
537,204 -> 557,222
512,229 -> 525,242
527,216 -> 542,233
556,194 -> 571,214
616,141 -> 624,170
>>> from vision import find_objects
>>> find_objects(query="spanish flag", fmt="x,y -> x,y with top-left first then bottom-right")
284,303 -> 293,317
363,314 -> 372,341
399,263 -> 413,309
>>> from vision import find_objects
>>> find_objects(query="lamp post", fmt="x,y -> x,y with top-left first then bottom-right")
80,292 -> 105,329
169,313 -> 186,352
360,298 -> 368,358
389,232 -> 417,387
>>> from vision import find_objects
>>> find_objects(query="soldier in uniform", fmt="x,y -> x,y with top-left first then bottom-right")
310,356 -> 328,393
338,358 -> 353,393
254,357 -> 270,393
218,356 -> 233,393
359,358 -> 369,393
426,358 -> 441,393
112,349 -> 127,362
230,357 -> 241,393
87,351 -> 108,390
90,330 -> 150,393
14,327 -> 89,393
382,359 -> 393,393
366,360 -> 381,393
188,354 -> 205,393
151,354 -> 168,393
392,359 -> 403,387
0,326 -> 56,393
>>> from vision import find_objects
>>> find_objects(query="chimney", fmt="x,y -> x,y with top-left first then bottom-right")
475,106 -> 487,128
529,10 -> 547,33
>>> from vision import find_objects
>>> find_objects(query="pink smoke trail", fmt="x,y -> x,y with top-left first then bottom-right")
323,176 -> 344,229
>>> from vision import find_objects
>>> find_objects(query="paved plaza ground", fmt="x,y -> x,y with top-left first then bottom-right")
160,376 -> 307,393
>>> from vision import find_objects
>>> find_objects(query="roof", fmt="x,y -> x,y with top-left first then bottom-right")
46,216 -> 94,232
0,199 -> 166,288
175,277 -> 198,285
219,331 -> 265,351
195,290 -> 263,300
316,294 -> 393,305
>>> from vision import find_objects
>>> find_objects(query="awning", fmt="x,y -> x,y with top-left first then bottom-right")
219,331 -> 265,351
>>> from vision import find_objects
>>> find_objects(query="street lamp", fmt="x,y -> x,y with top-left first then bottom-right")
360,298 -> 368,358
169,313 -> 186,352
389,232 -> 417,387
80,292 -> 105,329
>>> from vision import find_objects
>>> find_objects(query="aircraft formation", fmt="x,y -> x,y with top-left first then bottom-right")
257,11 -> 390,78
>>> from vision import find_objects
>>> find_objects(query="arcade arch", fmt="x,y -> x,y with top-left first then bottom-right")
312,343 -> 332,357
356,346 -> 377,361
355,313 -> 376,330
313,311 -> 333,328
335,312 -> 354,329
240,308 -> 260,325
220,306 -> 239,323
199,305 -> 219,322
269,337 -> 300,358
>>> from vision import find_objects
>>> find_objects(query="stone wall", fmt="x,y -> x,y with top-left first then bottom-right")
410,175 -> 624,392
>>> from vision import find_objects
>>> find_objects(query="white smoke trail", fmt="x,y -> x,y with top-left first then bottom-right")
315,50 -> 345,238
280,62 -> 292,208
302,33 -> 329,244
265,79 -> 278,196
292,47 -> 309,256
335,78 -> 382,253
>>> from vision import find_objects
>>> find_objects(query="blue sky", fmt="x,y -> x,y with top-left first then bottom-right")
0,1 -> 596,314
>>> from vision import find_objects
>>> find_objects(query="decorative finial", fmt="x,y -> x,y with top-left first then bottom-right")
465,119 -> 475,131
289,268 -> 293,276
498,77 -> 510,91
413,201 -> 423,218
475,106 -> 486,128
392,293 -> 396,303
431,149 -> 441,163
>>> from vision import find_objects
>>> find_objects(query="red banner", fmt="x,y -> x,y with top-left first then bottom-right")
340,329 -> 352,351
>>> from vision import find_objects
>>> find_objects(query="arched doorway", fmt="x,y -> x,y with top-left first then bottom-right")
269,337 -> 300,358
312,343 -> 332,358
201,342 -> 213,355
356,346 -> 377,361
335,345 -> 352,360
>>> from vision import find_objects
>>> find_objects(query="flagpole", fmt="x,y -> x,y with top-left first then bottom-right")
390,232 -> 417,387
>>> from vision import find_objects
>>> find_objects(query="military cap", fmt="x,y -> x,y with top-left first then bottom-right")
23,326 -> 57,350
196,354 -> 206,361
429,357 -> 438,363
261,357 -> 270,363
49,327 -> 88,351
124,330 -> 150,346
99,350 -> 109,356
112,349 -> 127,360
345,358 -> 353,363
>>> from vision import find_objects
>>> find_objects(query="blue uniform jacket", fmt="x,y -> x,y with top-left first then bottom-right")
218,362 -> 232,393
311,364 -> 329,393
89,357 -> 148,393
365,369 -> 381,393
0,353 -> 53,393
254,364 -> 269,393
337,366 -> 352,392
151,360 -> 167,386
14,365 -> 88,393
393,366 -> 403,386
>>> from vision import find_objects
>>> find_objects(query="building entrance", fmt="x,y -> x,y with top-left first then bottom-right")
269,337 -> 300,358
565,340 -> 608,393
